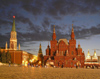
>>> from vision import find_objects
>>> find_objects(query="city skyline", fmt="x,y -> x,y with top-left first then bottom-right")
0,0 -> 100,56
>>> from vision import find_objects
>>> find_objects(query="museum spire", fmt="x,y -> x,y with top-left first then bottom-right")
52,25 -> 56,40
71,24 -> 75,39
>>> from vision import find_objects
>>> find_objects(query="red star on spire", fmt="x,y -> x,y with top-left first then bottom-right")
13,16 -> 15,18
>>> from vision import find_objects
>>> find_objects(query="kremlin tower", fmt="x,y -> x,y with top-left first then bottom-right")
10,16 -> 17,50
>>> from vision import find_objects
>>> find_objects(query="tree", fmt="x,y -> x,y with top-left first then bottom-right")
1,51 -> 6,63
6,51 -> 11,63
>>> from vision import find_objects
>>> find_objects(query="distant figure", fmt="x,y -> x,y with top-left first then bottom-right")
28,63 -> 30,67
9,61 -> 11,67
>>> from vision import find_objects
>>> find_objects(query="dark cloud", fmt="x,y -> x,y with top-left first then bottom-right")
0,33 -> 10,47
97,24 -> 100,28
22,0 -> 44,15
75,24 -> 100,39
0,0 -> 100,18
45,0 -> 100,17
42,17 -> 50,30
0,19 -> 12,27
0,0 -> 100,47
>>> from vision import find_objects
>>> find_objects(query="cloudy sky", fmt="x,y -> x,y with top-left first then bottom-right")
0,0 -> 100,56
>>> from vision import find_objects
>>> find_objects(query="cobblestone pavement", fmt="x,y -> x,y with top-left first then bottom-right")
0,66 -> 100,79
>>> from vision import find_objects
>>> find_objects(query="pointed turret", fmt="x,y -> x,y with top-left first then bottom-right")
78,41 -> 81,48
72,24 -> 74,32
38,43 -> 42,53
19,43 -> 20,50
5,42 -> 8,50
71,24 -> 75,39
92,49 -> 98,61
46,43 -> 50,56
86,49 -> 91,62
53,25 -> 55,33
12,16 -> 16,31
38,43 -> 43,66
52,25 -> 56,40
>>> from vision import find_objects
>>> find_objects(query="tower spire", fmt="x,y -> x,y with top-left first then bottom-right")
53,25 -> 55,33
12,16 -> 16,31
86,49 -> 91,61
38,43 -> 42,53
10,16 -> 17,50
87,49 -> 90,56
52,25 -> 56,40
78,41 -> 81,48
40,43 -> 41,48
71,24 -> 75,39
72,24 -> 74,32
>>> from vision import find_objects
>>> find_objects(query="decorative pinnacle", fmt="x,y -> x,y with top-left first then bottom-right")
6,41 -> 7,44
12,16 -> 16,31
72,24 -> 73,27
72,24 -> 74,32
94,49 -> 96,52
53,25 -> 55,33
40,43 -> 41,48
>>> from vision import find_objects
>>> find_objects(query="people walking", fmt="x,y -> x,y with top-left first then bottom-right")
9,61 -> 11,67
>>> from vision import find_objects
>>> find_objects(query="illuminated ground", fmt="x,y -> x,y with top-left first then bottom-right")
0,66 -> 100,79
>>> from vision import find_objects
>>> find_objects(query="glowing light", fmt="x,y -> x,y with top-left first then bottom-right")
13,16 -> 15,18
22,60 -> 24,65
25,61 -> 28,66
39,61 -> 41,64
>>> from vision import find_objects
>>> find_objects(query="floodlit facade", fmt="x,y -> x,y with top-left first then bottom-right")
85,50 -> 99,68
44,25 -> 85,68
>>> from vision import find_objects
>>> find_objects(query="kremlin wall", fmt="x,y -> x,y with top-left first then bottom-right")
0,16 -> 100,68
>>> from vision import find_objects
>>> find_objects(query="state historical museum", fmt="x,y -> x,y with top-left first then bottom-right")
44,25 -> 85,68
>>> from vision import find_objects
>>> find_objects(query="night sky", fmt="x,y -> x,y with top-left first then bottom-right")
0,0 -> 100,56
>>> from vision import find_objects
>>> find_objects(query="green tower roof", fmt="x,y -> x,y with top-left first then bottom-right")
11,16 -> 16,31
38,43 -> 42,53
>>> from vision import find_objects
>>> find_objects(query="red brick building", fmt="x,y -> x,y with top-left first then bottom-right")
44,25 -> 85,68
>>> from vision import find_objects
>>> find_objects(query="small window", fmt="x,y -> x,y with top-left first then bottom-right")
72,51 -> 74,55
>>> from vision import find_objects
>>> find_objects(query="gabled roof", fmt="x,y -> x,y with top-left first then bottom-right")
58,39 -> 68,45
